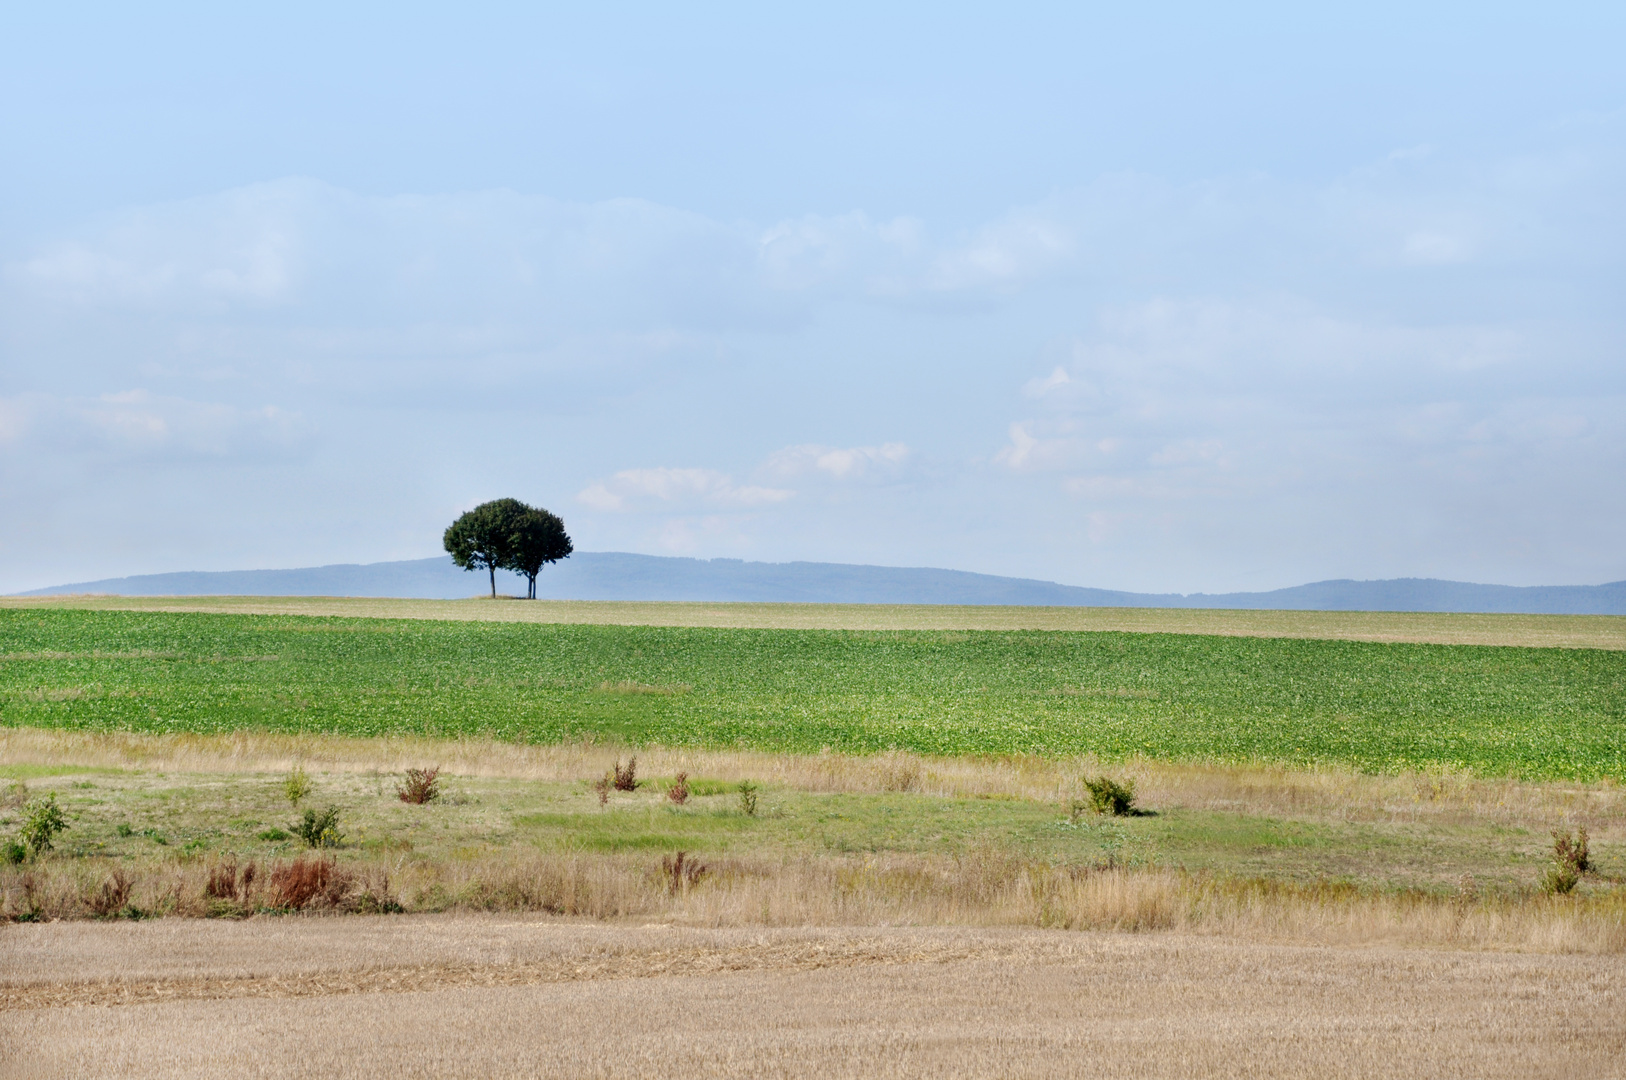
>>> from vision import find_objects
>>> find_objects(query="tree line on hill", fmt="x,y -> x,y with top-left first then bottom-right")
443,499 -> 572,598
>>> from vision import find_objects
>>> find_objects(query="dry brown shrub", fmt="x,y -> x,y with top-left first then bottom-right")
666,772 -> 690,805
270,856 -> 352,910
203,860 -> 259,905
662,851 -> 708,895
612,758 -> 638,791
396,767 -> 442,804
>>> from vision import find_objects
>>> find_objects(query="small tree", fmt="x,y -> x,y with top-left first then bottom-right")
444,499 -> 527,598
509,506 -> 572,599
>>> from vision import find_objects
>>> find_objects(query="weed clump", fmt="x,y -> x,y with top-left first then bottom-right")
294,805 -> 344,849
283,765 -> 313,807
738,780 -> 758,816
612,758 -> 638,791
1082,776 -> 1138,817
667,772 -> 690,805
593,775 -> 611,806
396,767 -> 442,805
1543,828 -> 1592,895
205,860 -> 258,904
90,870 -> 136,918
661,850 -> 708,894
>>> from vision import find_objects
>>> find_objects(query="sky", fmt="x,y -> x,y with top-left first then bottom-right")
2,2 -> 1623,594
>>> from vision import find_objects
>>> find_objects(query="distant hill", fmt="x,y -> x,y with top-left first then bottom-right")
13,553 -> 1626,614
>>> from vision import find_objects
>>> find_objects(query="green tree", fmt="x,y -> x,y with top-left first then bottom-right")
509,505 -> 572,599
443,498 -> 527,598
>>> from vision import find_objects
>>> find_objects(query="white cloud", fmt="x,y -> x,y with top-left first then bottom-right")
0,391 -> 309,460
1023,367 -> 1071,397
763,442 -> 910,480
993,423 -> 1037,468
575,467 -> 792,512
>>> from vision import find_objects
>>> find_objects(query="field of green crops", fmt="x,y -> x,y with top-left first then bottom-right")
2,608 -> 1622,780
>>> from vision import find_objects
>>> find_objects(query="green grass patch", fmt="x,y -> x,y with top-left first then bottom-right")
0,764 -> 128,780
2,608 -> 1624,779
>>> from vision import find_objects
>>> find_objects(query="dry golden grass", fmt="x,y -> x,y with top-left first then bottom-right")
7,593 -> 1624,649
4,919 -> 1623,1078
10,848 -> 1624,955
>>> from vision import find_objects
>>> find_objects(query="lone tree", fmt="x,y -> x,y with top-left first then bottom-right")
443,498 -> 526,598
443,498 -> 572,599
510,505 -> 573,599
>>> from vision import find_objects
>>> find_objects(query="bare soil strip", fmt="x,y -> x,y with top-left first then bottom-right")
8,594 -> 1623,649
4,918 -> 1623,1079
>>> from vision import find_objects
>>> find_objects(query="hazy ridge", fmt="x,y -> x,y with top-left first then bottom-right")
15,553 -> 1626,615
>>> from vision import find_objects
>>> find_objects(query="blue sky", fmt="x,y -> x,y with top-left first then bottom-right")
2,2 -> 1623,593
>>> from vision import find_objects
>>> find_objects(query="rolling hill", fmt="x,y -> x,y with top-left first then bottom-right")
15,553 -> 1626,614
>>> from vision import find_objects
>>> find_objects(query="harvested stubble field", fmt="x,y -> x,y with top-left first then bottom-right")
2,605 -> 1624,777
6,919 -> 1626,1079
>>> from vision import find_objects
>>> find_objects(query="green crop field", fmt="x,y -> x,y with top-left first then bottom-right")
1,608 -> 1623,780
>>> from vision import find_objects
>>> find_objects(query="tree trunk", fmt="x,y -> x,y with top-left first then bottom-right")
489,563 -> 496,598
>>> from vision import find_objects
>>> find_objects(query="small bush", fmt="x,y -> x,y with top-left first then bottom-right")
1544,828 -> 1592,894
396,767 -> 442,805
18,793 -> 68,857
294,805 -> 344,849
612,758 -> 638,792
1554,828 -> 1591,874
593,775 -> 611,806
284,766 -> 313,807
661,850 -> 708,894
3,840 -> 25,865
1083,776 -> 1137,817
666,772 -> 690,805
738,780 -> 758,816
1543,863 -> 1580,895
270,856 -> 351,909
257,827 -> 290,842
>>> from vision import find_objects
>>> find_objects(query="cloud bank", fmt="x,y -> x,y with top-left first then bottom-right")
2,129 -> 1623,592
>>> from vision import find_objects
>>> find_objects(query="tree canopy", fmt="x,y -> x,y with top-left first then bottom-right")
510,505 -> 573,599
443,499 -> 572,598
